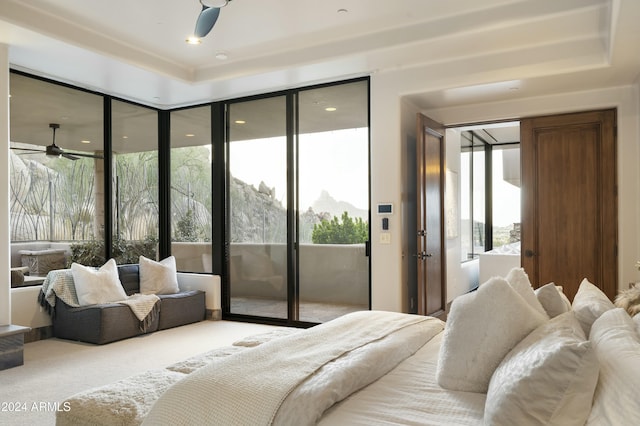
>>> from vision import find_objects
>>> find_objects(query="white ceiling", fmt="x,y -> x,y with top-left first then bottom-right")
1,0 -> 638,111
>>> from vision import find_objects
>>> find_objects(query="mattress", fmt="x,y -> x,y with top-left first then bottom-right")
318,332 -> 486,425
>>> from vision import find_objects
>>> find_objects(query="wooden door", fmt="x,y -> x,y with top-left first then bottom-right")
521,109 -> 617,301
416,113 -> 446,317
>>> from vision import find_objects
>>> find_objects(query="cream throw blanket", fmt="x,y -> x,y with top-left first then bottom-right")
143,311 -> 442,426
39,269 -> 159,329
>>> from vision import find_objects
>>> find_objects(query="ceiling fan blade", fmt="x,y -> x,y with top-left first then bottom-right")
65,151 -> 104,160
194,5 -> 221,37
62,153 -> 79,161
10,147 -> 46,153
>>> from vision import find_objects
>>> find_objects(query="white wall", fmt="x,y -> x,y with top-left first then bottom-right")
0,44 -> 10,326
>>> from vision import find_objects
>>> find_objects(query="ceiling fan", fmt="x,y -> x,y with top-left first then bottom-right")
194,0 -> 233,38
10,123 -> 103,160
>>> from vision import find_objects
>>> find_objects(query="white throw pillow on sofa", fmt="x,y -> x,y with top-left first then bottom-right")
71,258 -> 128,306
535,282 -> 571,318
436,276 -> 548,393
485,311 -> 599,426
139,255 -> 179,295
587,308 -> 640,425
572,278 -> 614,336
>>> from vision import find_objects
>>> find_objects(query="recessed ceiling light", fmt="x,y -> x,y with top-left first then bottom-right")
81,140 -> 91,144
235,120 -> 246,124
325,107 -> 337,112
186,36 -> 201,45
186,133 -> 195,137
337,8 -> 348,13
122,136 -> 128,139
215,52 -> 229,60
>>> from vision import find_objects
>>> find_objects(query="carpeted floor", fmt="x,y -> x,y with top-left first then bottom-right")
0,320 -> 282,426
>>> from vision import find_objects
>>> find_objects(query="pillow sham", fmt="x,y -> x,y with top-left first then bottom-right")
505,267 -> 548,317
485,311 -> 598,426
572,278 -> 614,336
139,255 -> 179,295
587,308 -> 640,425
71,258 -> 127,306
535,282 -> 571,318
436,276 -> 548,393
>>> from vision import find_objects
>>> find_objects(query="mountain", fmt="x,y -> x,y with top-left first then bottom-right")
312,190 -> 367,220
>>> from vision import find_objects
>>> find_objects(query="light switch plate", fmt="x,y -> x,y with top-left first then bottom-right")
380,233 -> 391,244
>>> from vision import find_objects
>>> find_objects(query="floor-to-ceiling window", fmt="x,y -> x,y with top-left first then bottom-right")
227,95 -> 289,319
111,99 -> 159,263
170,105 -> 213,273
226,78 -> 370,324
8,70 -> 370,324
459,123 -> 521,263
297,80 -> 369,322
9,72 -> 104,280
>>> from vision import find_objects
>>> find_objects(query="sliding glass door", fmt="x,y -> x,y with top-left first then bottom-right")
228,96 -> 288,319
297,81 -> 370,322
226,79 -> 370,324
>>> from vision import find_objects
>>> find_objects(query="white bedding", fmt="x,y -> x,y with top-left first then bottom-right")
143,311 -> 444,426
319,332 -> 486,426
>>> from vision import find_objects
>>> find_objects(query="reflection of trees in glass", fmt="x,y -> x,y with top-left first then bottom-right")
171,146 -> 212,242
10,151 -> 96,241
115,152 -> 159,241
55,157 -> 96,240
312,211 -> 368,244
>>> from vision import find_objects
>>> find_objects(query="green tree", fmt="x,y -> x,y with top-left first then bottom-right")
312,211 -> 368,244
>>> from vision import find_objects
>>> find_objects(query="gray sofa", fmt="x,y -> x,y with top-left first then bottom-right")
51,264 -> 206,345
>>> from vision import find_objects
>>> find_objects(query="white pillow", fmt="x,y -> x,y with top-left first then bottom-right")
535,282 -> 571,318
587,308 -> 640,425
572,278 -> 614,336
139,255 -> 179,295
634,313 -> 640,337
485,312 -> 598,426
71,259 -> 127,306
505,267 -> 548,317
436,276 -> 548,393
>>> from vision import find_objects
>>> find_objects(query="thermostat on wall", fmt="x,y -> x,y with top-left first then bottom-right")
377,203 -> 393,215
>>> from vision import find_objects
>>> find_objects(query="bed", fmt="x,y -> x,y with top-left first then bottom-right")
57,268 -> 640,426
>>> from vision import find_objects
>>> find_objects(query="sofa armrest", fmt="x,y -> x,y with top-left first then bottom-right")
176,273 -> 220,312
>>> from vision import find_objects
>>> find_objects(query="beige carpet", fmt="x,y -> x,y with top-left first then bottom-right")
0,320 -> 282,426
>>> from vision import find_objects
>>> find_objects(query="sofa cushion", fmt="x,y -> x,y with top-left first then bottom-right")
118,264 -> 141,296
157,290 -> 205,330
71,259 -> 128,306
53,297 -> 159,344
139,256 -> 179,295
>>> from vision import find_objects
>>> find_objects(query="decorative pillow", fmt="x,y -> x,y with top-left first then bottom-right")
572,278 -> 614,336
535,282 -> 571,318
71,259 -> 127,306
587,308 -> 640,424
139,255 -> 179,295
436,276 -> 548,393
505,267 -> 548,317
485,312 -> 598,426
